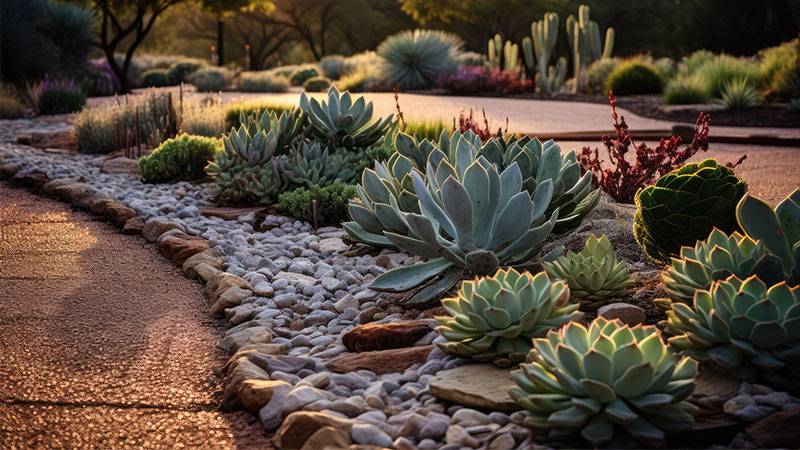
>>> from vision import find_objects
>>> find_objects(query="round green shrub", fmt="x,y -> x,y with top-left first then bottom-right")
584,58 -> 620,95
167,61 -> 203,84
606,61 -> 664,96
141,69 -> 170,87
191,67 -> 230,92
278,183 -> 357,227
237,71 -> 289,92
139,133 -> 222,183
303,76 -> 331,92
289,66 -> 319,86
633,158 -> 747,263
663,75 -> 710,104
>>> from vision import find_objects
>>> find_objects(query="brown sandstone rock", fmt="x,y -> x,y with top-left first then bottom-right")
51,182 -> 94,203
238,379 -> 292,413
300,426 -> 352,450
122,216 -> 145,235
743,407 -> 800,448
157,234 -> 208,264
200,206 -> 269,220
210,287 -> 252,316
142,218 -> 183,242
11,171 -> 50,188
101,157 -> 140,175
326,346 -> 433,375
103,201 -> 137,227
16,129 -> 76,150
429,364 -> 521,412
342,320 -> 434,352
597,302 -> 646,326
274,411 -> 354,450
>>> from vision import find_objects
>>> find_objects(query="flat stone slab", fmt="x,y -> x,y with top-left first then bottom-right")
429,364 -> 521,412
200,206 -> 269,220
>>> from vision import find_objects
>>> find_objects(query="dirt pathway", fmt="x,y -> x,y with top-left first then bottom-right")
0,185 -> 270,449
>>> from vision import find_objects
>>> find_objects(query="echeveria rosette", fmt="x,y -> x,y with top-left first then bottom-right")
436,268 -> 581,367
543,234 -> 634,310
633,158 -> 747,263
666,275 -> 800,383
663,228 -> 766,305
510,317 -> 698,446
736,188 -> 800,286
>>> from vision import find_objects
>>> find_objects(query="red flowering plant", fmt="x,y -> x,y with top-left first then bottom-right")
438,66 -> 532,96
578,93 -> 711,204
455,108 -> 507,142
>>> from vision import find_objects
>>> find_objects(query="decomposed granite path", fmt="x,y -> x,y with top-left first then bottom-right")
0,184 -> 271,449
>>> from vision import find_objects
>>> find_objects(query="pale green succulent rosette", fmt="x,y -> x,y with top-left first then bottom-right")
543,234 -> 634,310
299,87 -> 395,150
666,275 -> 800,382
436,268 -> 581,367
663,228 -> 765,304
510,317 -> 698,446
283,141 -> 359,188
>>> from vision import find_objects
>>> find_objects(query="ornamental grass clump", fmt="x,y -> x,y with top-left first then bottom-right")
31,78 -> 86,115
511,317 -> 698,446
237,72 -> 290,93
578,94 -> 711,204
436,268 -> 581,367
139,133 -> 221,183
633,158 -> 748,263
666,276 -> 800,384
378,29 -> 463,90
543,235 -> 634,310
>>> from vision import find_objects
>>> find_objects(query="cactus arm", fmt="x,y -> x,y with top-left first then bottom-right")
602,28 -> 615,59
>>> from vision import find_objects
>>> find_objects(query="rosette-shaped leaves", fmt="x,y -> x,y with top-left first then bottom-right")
300,87 -> 395,149
344,130 -> 599,248
663,228 -> 766,304
369,153 -> 561,307
436,268 -> 581,367
633,158 -> 747,263
510,317 -> 698,445
206,110 -> 302,205
283,141 -> 360,188
543,235 -> 634,310
666,276 -> 800,380
736,189 -> 800,285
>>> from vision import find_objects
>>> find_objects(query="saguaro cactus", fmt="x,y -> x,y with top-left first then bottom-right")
566,4 -> 614,93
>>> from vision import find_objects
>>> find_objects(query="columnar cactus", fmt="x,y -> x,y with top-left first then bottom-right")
633,158 -> 748,263
566,4 -> 614,93
667,276 -> 800,381
663,228 -> 766,304
511,317 -> 698,445
523,12 -> 566,93
543,234 -> 634,310
436,268 -> 581,367
488,34 -> 521,73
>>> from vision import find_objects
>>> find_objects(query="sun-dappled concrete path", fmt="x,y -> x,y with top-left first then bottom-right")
0,185 -> 271,449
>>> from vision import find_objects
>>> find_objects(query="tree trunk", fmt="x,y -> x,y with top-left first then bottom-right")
216,19 -> 225,66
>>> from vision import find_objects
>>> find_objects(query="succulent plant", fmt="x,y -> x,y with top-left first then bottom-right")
633,158 -> 748,263
663,228 -> 766,304
205,110 -> 302,205
666,275 -> 800,382
543,234 -> 634,310
299,87 -> 395,149
283,141 -> 360,188
369,153 -> 562,307
510,317 -> 698,445
436,268 -> 581,367
344,131 -> 599,248
736,189 -> 800,286
377,29 -> 463,90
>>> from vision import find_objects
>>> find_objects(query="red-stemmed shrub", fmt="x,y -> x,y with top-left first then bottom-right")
455,108 -> 506,142
578,93 -> 711,204
438,66 -> 532,96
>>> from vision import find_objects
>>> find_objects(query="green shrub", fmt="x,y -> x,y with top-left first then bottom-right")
141,69 -> 170,87
31,78 -> 86,115
693,54 -> 761,98
319,55 -> 346,80
720,78 -> 762,109
584,58 -> 620,95
679,50 -> 715,75
354,140 -> 394,174
606,61 -> 664,95
303,76 -> 331,92
278,183 -> 357,226
75,93 -> 177,154
335,65 -> 387,92
167,61 -> 203,84
223,100 -> 295,130
139,133 -> 222,183
191,67 -> 230,92
654,57 -> 677,80
289,66 -> 319,86
41,1 -> 94,75
237,71 -> 290,92
377,29 -> 463,90
662,75 -> 711,104
402,119 -> 450,141
759,39 -> 799,99
0,90 -> 27,118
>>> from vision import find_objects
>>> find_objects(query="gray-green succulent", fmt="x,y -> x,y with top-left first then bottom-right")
663,228 -> 766,304
543,234 -> 634,310
436,268 -> 581,367
667,275 -> 800,381
369,149 -> 562,307
299,87 -> 395,149
283,141 -> 360,188
344,131 -> 599,248
511,316 -> 698,446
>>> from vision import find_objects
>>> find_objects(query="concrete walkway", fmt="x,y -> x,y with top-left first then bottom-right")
0,185 -> 270,448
